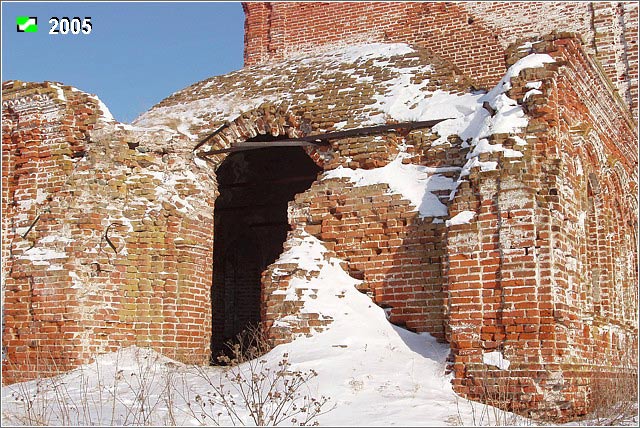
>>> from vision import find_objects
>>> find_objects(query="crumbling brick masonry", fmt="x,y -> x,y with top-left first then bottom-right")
2,2 -> 637,422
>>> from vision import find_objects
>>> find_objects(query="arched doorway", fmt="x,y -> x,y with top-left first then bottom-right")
211,145 -> 322,358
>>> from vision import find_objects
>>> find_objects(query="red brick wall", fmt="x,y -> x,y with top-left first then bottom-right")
182,104 -> 456,345
2,30 -> 636,422
444,36 -> 638,420
242,1 -> 638,116
2,82 -> 215,383
288,172 -> 450,339
243,2 -> 505,90
589,2 -> 638,116
2,83 -> 90,381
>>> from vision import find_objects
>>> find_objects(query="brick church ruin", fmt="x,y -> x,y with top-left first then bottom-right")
2,1 -> 638,421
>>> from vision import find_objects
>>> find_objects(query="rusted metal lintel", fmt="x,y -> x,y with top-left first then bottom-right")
193,121 -> 231,152
201,140 -> 322,156
196,118 -> 452,157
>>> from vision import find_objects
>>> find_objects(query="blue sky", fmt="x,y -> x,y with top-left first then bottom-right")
2,1 -> 245,123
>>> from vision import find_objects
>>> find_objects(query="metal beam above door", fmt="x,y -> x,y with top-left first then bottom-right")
195,118 -> 452,157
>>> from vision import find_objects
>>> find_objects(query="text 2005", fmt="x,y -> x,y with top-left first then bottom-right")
49,17 -> 92,35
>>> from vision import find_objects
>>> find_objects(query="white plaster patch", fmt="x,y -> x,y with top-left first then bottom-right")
19,247 -> 67,265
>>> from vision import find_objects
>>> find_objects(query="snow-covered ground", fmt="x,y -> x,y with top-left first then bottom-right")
1,234 -> 527,426
1,232 -> 637,427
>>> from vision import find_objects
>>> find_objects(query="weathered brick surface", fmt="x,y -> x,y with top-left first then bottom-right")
134,45 -> 472,145
243,1 -> 638,117
1,14 -> 637,424
445,36 -> 637,420
2,82 -> 216,383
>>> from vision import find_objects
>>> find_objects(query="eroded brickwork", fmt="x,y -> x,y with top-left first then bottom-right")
2,82 -> 215,383
280,136 -> 468,340
243,1 -> 639,116
444,36 -> 638,420
2,9 -> 637,423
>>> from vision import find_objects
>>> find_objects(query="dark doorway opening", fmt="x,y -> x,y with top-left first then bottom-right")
211,145 -> 322,360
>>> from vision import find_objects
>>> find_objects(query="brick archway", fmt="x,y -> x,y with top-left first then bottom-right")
193,103 -> 332,170
183,103 -> 344,361
210,145 -> 323,358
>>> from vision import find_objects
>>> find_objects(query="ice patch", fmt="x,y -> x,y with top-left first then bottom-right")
523,89 -> 542,101
333,120 -> 348,130
322,42 -> 415,64
39,235 -> 73,244
177,122 -> 196,139
193,157 -> 208,169
446,210 -> 476,227
483,351 -> 511,370
459,158 -> 499,177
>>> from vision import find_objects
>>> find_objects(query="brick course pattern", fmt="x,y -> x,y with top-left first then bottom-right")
444,36 -> 637,420
2,83 -> 215,383
1,9 -> 638,424
243,1 -> 639,117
